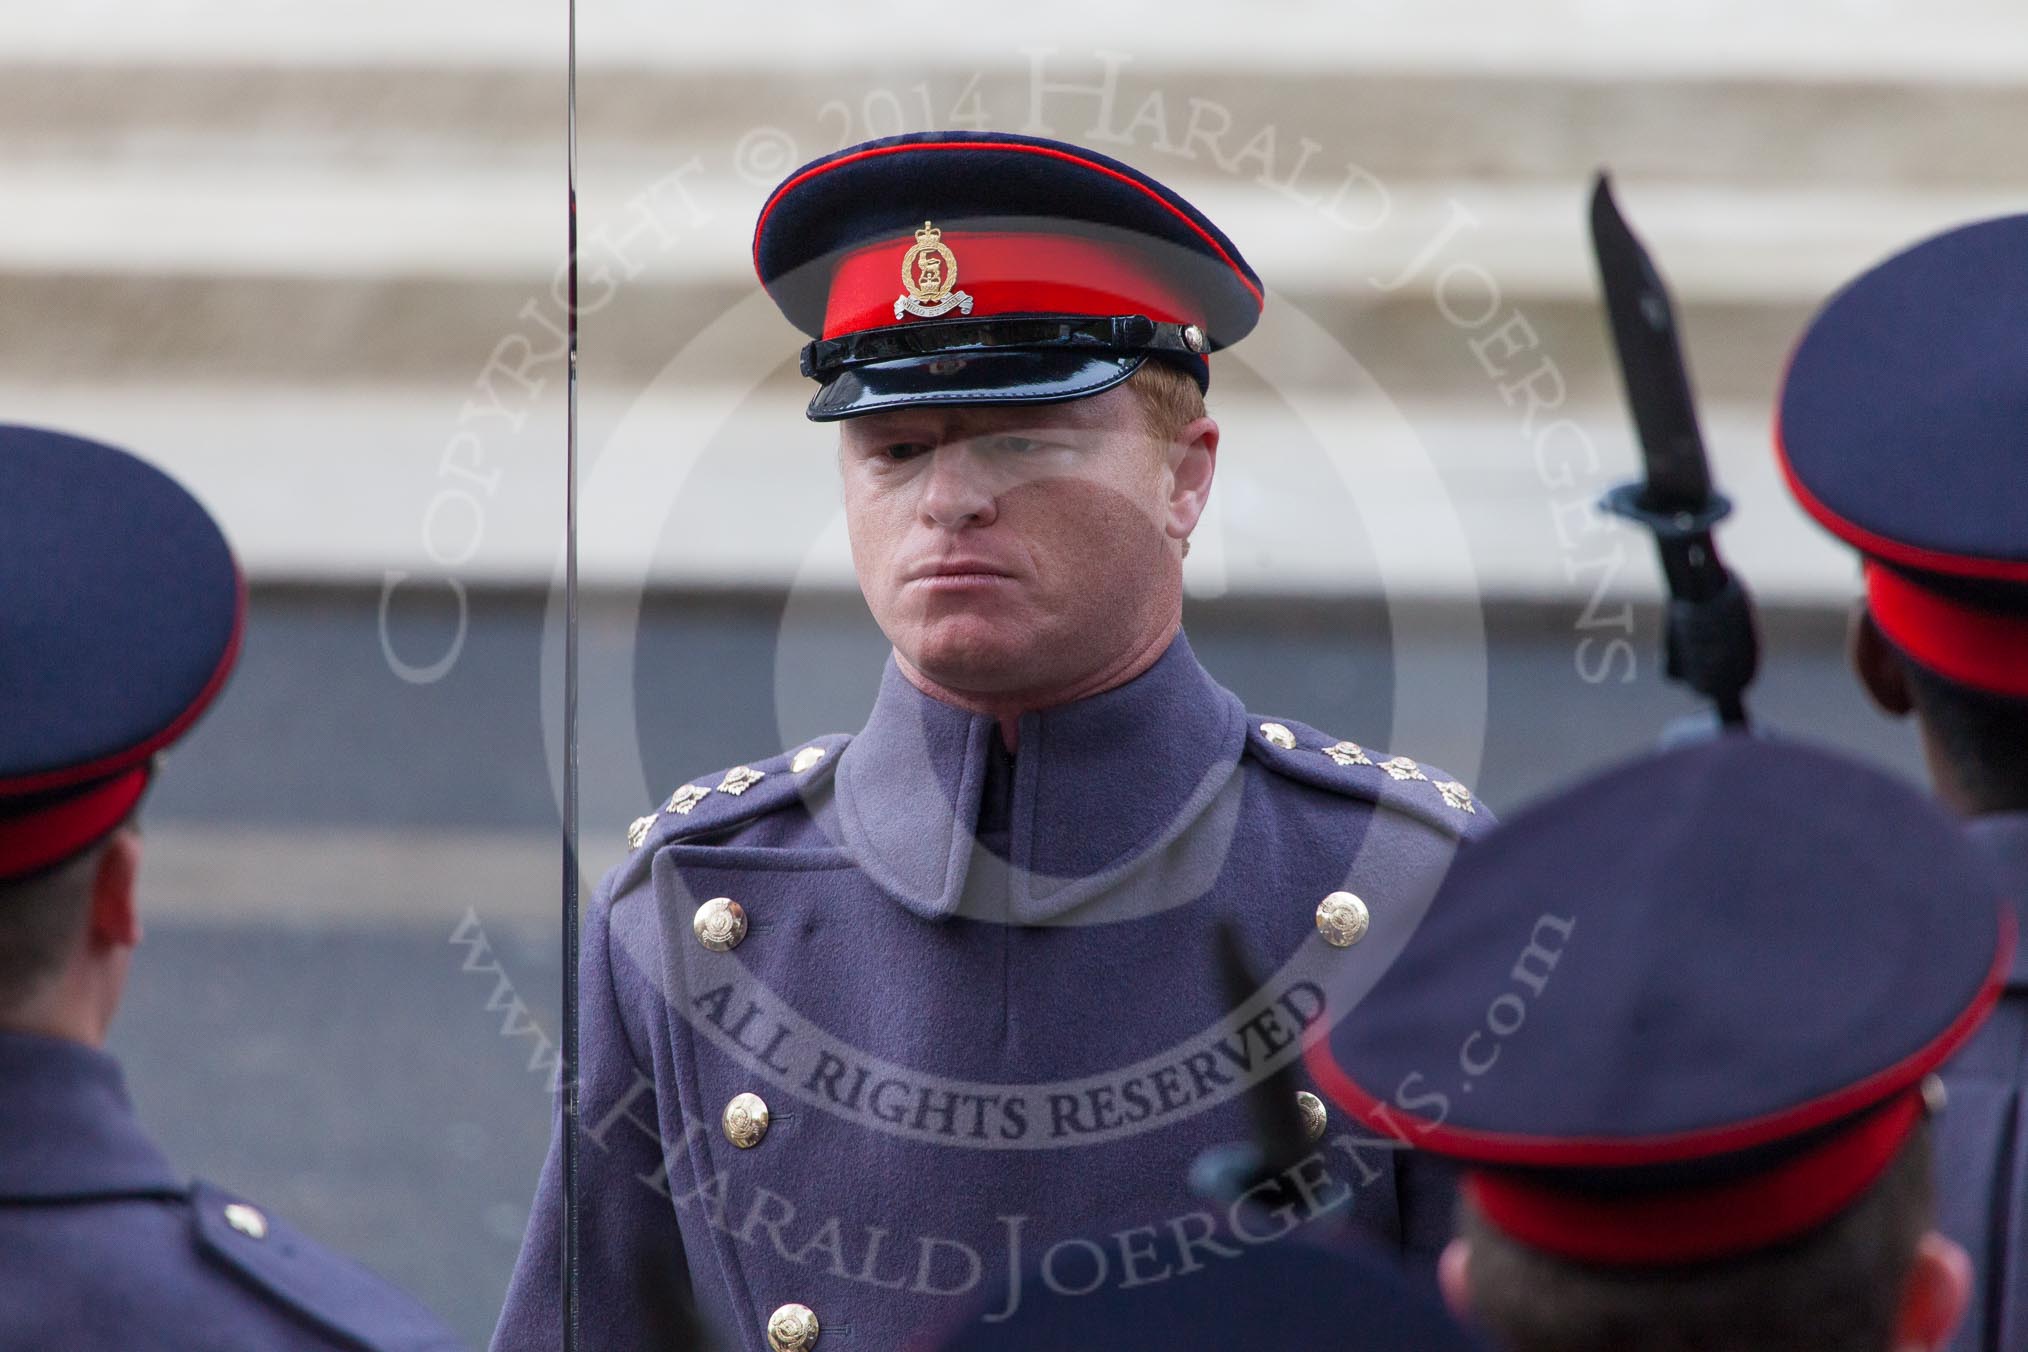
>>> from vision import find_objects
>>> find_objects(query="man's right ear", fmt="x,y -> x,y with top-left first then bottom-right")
1437,1237 -> 1473,1322
87,829 -> 143,951
1896,1230 -> 1971,1351
1849,602 -> 1916,718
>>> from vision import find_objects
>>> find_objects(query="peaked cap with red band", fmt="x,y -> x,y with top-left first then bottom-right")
1306,737 -> 2012,1268
913,1234 -> 1489,1352
1777,214 -> 2028,699
754,130 -> 1263,421
0,426 -> 244,880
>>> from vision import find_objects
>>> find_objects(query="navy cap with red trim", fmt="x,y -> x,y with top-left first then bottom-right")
0,426 -> 244,881
910,1234 -> 1490,1352
753,130 -> 1263,421
1305,737 -> 2012,1267
1777,214 -> 2028,699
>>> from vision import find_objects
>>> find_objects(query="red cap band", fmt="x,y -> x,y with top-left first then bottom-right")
0,768 -> 149,881
1866,562 -> 2028,700
1467,1092 -> 1921,1267
822,229 -> 1202,340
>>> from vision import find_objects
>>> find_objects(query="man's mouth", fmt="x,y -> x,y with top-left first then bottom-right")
906,560 -> 1017,585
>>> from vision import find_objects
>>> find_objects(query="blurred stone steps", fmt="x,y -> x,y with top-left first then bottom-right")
4,0 -> 2021,595
3,169 -> 2018,404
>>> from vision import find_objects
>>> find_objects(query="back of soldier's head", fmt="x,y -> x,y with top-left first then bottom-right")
1777,213 -> 2028,813
1461,1118 -> 1934,1352
0,426 -> 242,1027
0,846 -> 104,1019
1898,665 -> 2028,812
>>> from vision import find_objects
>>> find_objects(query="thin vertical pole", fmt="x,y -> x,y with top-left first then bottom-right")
561,0 -> 583,1344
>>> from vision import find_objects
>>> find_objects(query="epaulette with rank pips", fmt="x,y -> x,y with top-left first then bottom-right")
612,733 -> 853,886
1243,715 -> 1493,839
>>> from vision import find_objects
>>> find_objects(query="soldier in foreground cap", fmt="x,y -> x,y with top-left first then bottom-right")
0,426 -> 466,1350
495,131 -> 1491,1350
912,1232 -> 1491,1352
1776,214 -> 2028,1352
1306,737 -> 2006,1352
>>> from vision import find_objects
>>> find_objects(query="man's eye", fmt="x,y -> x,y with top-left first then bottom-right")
989,435 -> 1046,454
881,442 -> 932,461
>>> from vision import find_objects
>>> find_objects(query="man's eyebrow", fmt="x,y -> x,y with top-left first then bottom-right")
844,420 -> 939,444
975,402 -> 1114,433
847,413 -> 1099,445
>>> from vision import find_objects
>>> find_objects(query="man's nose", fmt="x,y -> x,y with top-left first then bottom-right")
918,444 -> 999,530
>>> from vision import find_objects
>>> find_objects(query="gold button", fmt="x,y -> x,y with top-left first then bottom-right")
767,1303 -> 819,1351
1296,1090 -> 1328,1142
790,745 -> 826,774
724,1092 -> 771,1148
1259,722 -> 1297,750
1316,891 -> 1369,948
222,1202 -> 268,1240
693,897 -> 748,952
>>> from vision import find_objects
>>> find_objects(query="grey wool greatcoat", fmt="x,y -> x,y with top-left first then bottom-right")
494,634 -> 1491,1351
0,1030 -> 465,1351
1939,813 -> 2028,1352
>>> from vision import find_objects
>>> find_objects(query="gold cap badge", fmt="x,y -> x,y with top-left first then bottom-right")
895,221 -> 975,320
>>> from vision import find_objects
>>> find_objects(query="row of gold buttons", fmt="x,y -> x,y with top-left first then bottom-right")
690,891 -> 817,1349
691,843 -> 1343,1348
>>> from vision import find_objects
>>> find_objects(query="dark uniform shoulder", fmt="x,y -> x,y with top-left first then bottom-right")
1242,714 -> 1494,840
188,1180 -> 466,1350
605,734 -> 853,893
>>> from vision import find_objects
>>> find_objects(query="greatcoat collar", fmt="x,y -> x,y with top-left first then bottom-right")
832,632 -> 1248,924
1967,812 -> 2028,990
0,1030 -> 182,1202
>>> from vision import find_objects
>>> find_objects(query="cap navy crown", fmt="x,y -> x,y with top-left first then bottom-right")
1307,737 -> 2011,1266
914,1236 -> 1490,1351
1778,214 -> 2028,699
0,426 -> 243,880
753,130 -> 1263,421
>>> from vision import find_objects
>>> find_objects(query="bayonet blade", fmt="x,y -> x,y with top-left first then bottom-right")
1590,174 -> 1713,512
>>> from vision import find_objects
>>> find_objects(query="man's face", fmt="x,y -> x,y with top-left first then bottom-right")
837,383 -> 1207,703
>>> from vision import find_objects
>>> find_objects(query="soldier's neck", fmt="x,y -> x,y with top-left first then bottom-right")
3,963 -> 120,1051
897,619 -> 1181,754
